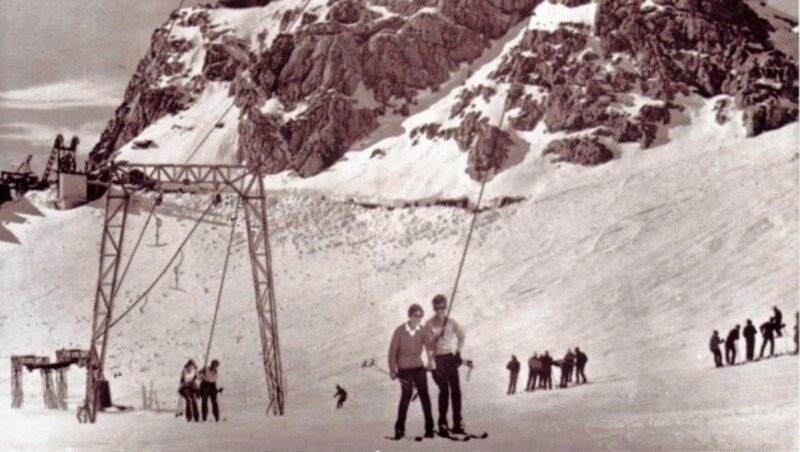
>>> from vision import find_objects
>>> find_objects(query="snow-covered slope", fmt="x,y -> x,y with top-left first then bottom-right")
1,122 -> 797,450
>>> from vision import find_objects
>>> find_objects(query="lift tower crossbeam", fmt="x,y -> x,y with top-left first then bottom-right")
82,163 -> 284,423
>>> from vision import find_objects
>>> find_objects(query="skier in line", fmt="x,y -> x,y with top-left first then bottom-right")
709,331 -> 724,368
773,306 -> 784,337
558,349 -> 574,388
574,347 -> 588,384
539,351 -> 553,389
178,359 -> 200,422
759,318 -> 776,359
388,303 -> 434,440
526,352 -> 540,392
506,355 -> 520,395
333,385 -> 347,409
199,359 -> 221,422
725,325 -> 740,365
794,312 -> 799,355
743,319 -> 758,361
564,348 -> 576,383
424,294 -> 466,435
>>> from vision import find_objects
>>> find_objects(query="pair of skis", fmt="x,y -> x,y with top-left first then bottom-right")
385,430 -> 488,442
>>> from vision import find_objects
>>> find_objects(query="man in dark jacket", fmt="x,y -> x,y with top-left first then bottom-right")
759,318 -> 776,359
773,306 -> 785,337
742,320 -> 757,361
506,355 -> 520,395
709,330 -> 724,368
725,325 -> 740,365
540,351 -> 553,390
574,347 -> 588,384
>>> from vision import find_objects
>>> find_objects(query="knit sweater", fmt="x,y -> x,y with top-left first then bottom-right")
388,323 -> 427,374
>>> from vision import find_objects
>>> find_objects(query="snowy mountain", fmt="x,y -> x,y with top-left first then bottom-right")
1,0 -> 798,450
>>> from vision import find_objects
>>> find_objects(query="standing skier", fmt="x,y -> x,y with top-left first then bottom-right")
388,303 -> 434,440
794,311 -> 798,354
759,318 -> 776,358
773,306 -> 784,337
333,385 -> 347,409
506,355 -> 520,395
725,325 -> 740,365
743,319 -> 758,361
558,349 -> 574,388
574,347 -> 588,384
709,331 -> 724,368
199,359 -> 221,422
526,352 -> 540,392
540,351 -> 553,390
178,359 -> 199,422
423,294 -> 466,435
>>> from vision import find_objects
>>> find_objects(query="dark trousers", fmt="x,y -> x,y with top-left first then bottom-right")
725,342 -> 737,365
395,367 -> 434,436
526,370 -> 538,391
180,387 -> 198,422
745,338 -> 755,361
576,364 -> 587,384
541,370 -> 552,389
200,381 -> 219,422
432,353 -> 462,429
559,366 -> 572,388
507,372 -> 519,394
712,349 -> 723,367
759,337 -> 774,358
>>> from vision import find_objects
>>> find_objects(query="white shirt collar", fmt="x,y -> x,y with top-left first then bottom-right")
405,322 -> 422,336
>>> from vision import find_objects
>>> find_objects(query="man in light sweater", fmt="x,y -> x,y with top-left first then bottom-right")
388,303 -> 434,440
423,294 -> 466,435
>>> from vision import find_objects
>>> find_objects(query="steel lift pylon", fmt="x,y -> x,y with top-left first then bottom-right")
81,163 -> 284,423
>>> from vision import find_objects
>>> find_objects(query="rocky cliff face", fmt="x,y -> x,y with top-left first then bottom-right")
90,0 -> 798,179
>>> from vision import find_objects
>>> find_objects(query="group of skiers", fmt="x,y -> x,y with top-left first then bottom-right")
709,306 -> 799,368
505,348 -> 588,395
178,359 -> 222,422
387,294 -> 467,440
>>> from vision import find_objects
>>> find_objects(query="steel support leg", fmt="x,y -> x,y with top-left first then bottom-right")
83,189 -> 129,423
242,173 -> 284,415
11,365 -> 22,409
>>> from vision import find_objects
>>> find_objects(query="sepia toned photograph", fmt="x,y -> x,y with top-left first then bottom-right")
1,0 -> 797,450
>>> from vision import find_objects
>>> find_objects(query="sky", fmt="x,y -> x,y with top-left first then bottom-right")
0,0 -> 204,171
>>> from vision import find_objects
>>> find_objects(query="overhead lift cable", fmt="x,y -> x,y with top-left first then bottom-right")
436,30 -> 527,341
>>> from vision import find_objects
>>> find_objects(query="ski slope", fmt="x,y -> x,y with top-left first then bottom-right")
0,118 -> 797,450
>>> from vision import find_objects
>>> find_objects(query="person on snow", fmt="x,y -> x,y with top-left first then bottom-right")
333,385 -> 347,409
506,355 -> 520,395
574,347 -> 588,384
773,306 -> 784,337
557,349 -> 574,388
793,312 -> 799,355
526,352 -> 540,392
759,318 -> 776,358
539,351 -> 554,390
388,303 -> 435,440
565,348 -> 576,383
743,319 -> 758,361
179,359 -> 200,422
423,294 -> 466,434
198,359 -> 221,422
709,331 -> 724,368
725,325 -> 740,365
